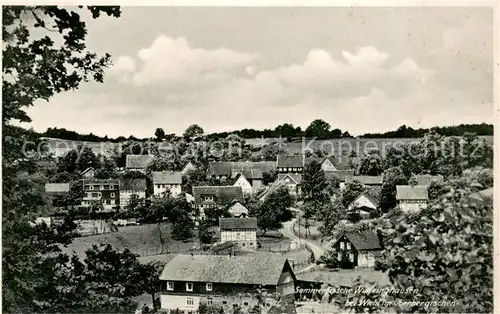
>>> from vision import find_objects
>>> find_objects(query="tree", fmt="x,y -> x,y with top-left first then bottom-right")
305,119 -> 331,139
376,178 -> 493,313
183,124 -> 204,140
379,166 -> 409,212
2,6 -> 121,312
252,186 -> 293,235
198,220 -> 215,244
137,261 -> 164,309
154,128 -> 165,141
357,150 -> 383,176
301,160 -> 329,205
341,180 -> 365,208
262,169 -> 278,186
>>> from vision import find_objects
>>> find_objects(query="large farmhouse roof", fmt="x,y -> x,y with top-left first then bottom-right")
325,170 -> 355,182
396,185 -> 429,200
345,175 -> 383,185
153,171 -> 183,184
192,186 -> 245,205
277,155 -> 304,168
125,155 -> 154,169
159,254 -> 290,285
207,161 -> 275,177
230,168 -> 263,180
120,177 -> 147,191
219,217 -> 257,230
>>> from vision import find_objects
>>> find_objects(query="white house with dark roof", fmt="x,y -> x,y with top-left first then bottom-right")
396,185 -> 429,212
119,177 -> 147,207
331,230 -> 382,268
125,155 -> 154,173
153,171 -> 183,197
278,173 -> 302,195
347,193 -> 379,219
219,217 -> 257,250
81,167 -> 95,179
227,201 -> 249,218
158,254 -> 296,313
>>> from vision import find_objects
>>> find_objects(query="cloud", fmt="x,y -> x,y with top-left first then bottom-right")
111,35 -> 256,86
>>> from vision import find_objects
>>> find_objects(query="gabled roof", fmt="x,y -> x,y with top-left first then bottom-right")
348,192 -> 379,209
396,185 -> 429,200
159,254 -> 290,285
230,168 -> 263,180
345,175 -> 383,185
83,179 -> 120,185
125,155 -> 154,169
81,167 -> 95,175
153,171 -> 183,184
278,173 -> 302,184
414,174 -> 444,186
325,170 -> 355,182
277,155 -> 304,168
207,161 -> 276,177
120,177 -> 147,191
219,217 -> 257,229
192,186 -> 245,205
334,230 -> 381,251
45,183 -> 70,193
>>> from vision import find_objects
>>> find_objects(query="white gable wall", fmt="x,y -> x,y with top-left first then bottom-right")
348,194 -> 377,211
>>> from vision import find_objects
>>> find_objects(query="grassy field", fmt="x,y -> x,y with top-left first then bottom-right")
62,223 -> 198,258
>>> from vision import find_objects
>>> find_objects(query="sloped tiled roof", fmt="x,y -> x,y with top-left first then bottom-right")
348,192 -> 379,209
219,217 -> 257,229
278,173 -> 302,184
125,155 -> 153,169
325,170 -> 355,182
277,155 -> 304,168
334,230 -> 381,251
230,168 -> 263,180
45,183 -> 70,193
207,161 -> 275,177
396,185 -> 429,200
192,186 -> 245,205
159,254 -> 289,285
414,174 -> 444,186
81,167 -> 95,175
153,171 -> 182,184
83,179 -> 120,185
345,175 -> 383,185
120,177 -> 147,191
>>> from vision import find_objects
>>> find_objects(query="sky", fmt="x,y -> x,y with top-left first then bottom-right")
24,6 -> 494,138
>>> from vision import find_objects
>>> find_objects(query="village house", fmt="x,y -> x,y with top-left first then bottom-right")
343,175 -> 383,190
207,161 -> 275,183
277,173 -> 302,195
396,185 -> 429,212
227,201 -> 249,218
413,174 -> 444,186
153,171 -> 183,197
181,161 -> 196,175
331,230 -> 382,269
277,155 -> 304,174
119,177 -> 147,208
347,192 -> 379,219
158,254 -> 296,313
219,217 -> 258,251
192,186 -> 245,218
308,156 -> 355,172
125,154 -> 154,173
81,167 -> 95,179
230,169 -> 263,196
81,179 -> 120,211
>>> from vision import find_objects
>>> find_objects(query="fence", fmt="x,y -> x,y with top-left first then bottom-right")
259,242 -> 292,253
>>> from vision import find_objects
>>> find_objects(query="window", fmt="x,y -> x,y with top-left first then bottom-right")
233,304 -> 238,309
89,185 -> 94,190
207,297 -> 213,306
86,192 -> 91,198
186,282 -> 193,291
347,243 -> 351,250
100,185 -> 104,190
349,253 -> 354,262
244,302 -> 248,306
167,281 -> 174,291
98,192 -> 102,197
249,242 -> 253,246
110,199 -> 115,205
110,185 -> 114,189
337,252 -> 342,261
242,243 -> 246,247
186,297 -> 194,306
340,242 -> 345,250
111,192 -> 115,197
206,283 -> 212,291
222,301 -> 227,305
